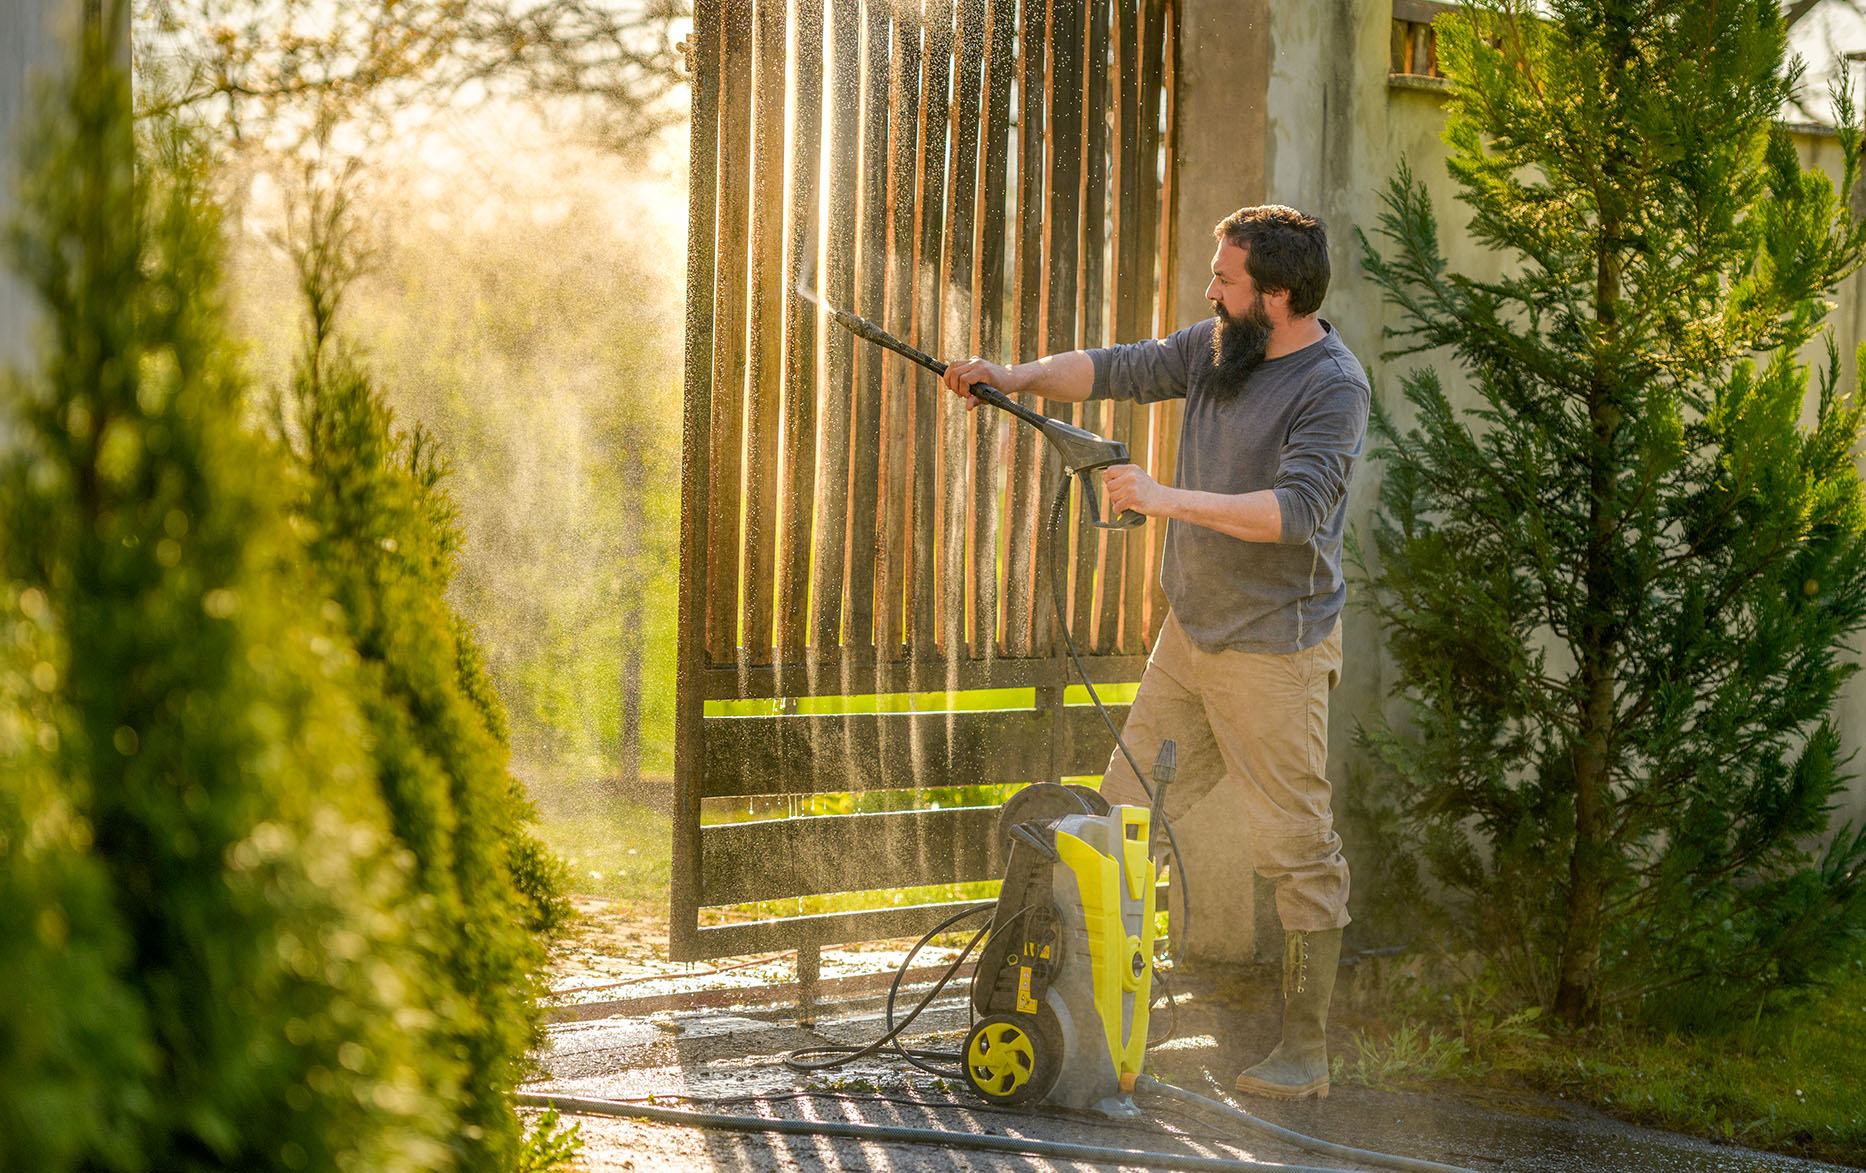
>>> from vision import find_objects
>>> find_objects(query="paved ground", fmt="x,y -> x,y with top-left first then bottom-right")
526,898 -> 1862,1173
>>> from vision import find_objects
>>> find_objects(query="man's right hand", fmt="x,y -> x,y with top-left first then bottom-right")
940,356 -> 1016,410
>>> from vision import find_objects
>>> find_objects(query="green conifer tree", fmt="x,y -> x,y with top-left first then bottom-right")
279,181 -> 566,1169
1361,0 -> 1866,1027
0,20 -> 460,1169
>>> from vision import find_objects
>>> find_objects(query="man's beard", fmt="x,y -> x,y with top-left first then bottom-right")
1209,294 -> 1272,390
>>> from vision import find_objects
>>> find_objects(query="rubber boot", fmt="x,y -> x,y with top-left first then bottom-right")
1233,927 -> 1341,1100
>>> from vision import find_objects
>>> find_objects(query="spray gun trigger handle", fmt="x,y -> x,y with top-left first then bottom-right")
1076,470 -> 1147,531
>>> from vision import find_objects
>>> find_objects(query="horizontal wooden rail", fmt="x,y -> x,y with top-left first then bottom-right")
696,654 -> 1150,701
688,898 -> 997,958
701,805 -> 1003,905
701,704 -> 1132,798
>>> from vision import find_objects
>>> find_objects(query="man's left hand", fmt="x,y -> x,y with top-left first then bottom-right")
1103,463 -> 1172,518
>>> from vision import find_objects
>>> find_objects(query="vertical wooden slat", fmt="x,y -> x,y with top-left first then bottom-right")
845,0 -> 892,657
970,0 -> 1016,659
1004,0 -> 1047,657
943,0 -> 987,662
1111,0 -> 1146,654
673,0 -> 723,957
811,0 -> 864,655
1141,0 -> 1174,645
1155,0 -> 1182,646
707,3 -> 756,664
742,0 -> 789,664
1157,0 -> 1180,335
911,0 -> 954,660
779,0 -> 826,667
877,10 -> 922,662
1079,0 -> 1114,651
1041,0 -> 1084,656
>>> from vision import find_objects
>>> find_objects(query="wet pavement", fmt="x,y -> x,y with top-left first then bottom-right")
526,901 -> 1862,1173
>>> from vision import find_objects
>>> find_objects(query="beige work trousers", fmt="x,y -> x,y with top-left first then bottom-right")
1101,611 -> 1350,933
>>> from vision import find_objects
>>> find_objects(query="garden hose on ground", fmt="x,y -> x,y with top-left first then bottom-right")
518,1089 -> 1473,1173
780,903 -> 994,1078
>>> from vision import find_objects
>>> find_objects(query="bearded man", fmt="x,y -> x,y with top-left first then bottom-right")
941,204 -> 1370,1101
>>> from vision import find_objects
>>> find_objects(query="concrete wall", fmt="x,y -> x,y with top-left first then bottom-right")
1,2 -> 79,372
1166,0 -> 1866,956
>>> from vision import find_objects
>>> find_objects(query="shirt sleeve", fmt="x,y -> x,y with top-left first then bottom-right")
1271,376 -> 1369,545
1085,324 -> 1203,403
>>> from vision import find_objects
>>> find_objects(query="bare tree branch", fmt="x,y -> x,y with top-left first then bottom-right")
132,0 -> 690,157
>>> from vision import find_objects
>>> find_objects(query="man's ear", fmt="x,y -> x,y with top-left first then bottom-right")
1263,287 -> 1294,324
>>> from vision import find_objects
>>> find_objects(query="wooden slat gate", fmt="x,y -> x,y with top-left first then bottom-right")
674,0 -> 1180,962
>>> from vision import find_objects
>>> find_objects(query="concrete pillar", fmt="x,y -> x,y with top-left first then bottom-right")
1162,0 -> 1396,965
1159,0 -> 1272,968
1,1 -> 82,372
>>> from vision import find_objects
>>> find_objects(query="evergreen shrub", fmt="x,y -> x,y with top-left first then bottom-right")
0,25 -> 460,1170
1359,0 -> 1866,1027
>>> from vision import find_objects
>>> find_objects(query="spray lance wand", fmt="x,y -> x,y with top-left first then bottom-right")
797,285 -> 1145,531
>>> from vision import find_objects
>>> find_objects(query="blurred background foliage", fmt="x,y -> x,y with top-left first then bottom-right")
132,0 -> 695,876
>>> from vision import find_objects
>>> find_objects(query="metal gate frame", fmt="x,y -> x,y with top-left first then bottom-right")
673,0 -> 1180,962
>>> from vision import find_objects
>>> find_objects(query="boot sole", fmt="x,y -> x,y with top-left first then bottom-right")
1233,1073 -> 1329,1100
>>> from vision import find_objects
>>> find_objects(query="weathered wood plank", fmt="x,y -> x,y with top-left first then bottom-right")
878,10 -> 922,661
684,899 -> 996,959
701,708 -> 1054,798
742,0 -> 790,663
845,0 -> 893,654
811,0 -> 864,654
778,0 -> 826,666
701,806 -> 1004,904
940,0 -> 985,666
1058,700 -> 1135,776
696,651 -> 1149,700
1141,0 -> 1174,646
706,3 -> 755,664
673,0 -> 725,964
1155,0 -> 1179,333
1037,0 -> 1084,658
970,0 -> 1016,659
1004,0 -> 1048,657
911,0 -> 954,662
1076,0 -> 1113,653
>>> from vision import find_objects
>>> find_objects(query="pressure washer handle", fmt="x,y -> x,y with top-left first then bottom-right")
1074,470 -> 1148,531
1148,739 -> 1176,862
1038,417 -> 1146,530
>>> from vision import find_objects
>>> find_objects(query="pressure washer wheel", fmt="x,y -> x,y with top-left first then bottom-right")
962,1013 -> 1059,1106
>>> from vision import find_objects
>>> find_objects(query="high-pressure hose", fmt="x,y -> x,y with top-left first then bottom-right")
519,1087 -> 1478,1173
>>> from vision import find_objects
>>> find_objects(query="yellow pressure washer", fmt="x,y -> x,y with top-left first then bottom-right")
961,744 -> 1175,1114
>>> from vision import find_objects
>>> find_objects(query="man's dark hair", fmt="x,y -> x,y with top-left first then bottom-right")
1213,205 -> 1330,317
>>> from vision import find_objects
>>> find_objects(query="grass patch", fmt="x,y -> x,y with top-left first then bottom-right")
534,803 -> 669,906
1334,950 -> 1866,1166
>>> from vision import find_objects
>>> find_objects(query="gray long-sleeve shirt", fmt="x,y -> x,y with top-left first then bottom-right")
1086,317 -> 1370,655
